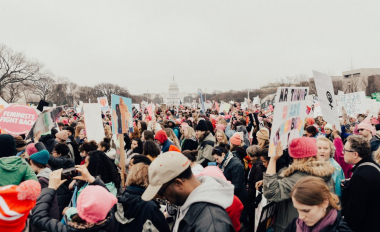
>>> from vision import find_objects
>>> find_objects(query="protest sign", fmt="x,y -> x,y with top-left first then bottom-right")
132,104 -> 140,111
26,107 -> 63,140
336,91 -> 368,116
0,97 -> 9,114
147,105 -> 153,118
268,87 -> 309,156
83,104 -> 105,143
204,102 -> 212,110
0,105 -> 38,135
366,99 -> 380,117
313,101 -> 323,117
255,202 -> 279,232
313,71 -> 341,131
37,100 -> 49,112
219,102 -> 231,113
198,90 -> 206,114
111,94 -> 133,134
97,96 -> 110,112
253,96 -> 260,105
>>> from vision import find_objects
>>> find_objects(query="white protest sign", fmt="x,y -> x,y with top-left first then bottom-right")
366,99 -> 380,117
313,101 -> 323,117
335,91 -> 368,116
313,71 -> 341,131
132,104 -> 140,111
83,103 -> 105,143
97,96 -> 110,112
253,96 -> 260,105
219,102 -> 231,113
204,102 -> 212,110
268,87 -> 309,156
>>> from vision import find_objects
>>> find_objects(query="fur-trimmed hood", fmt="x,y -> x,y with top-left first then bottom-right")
280,160 -> 335,181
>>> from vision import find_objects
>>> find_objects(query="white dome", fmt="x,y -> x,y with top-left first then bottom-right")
169,81 -> 179,93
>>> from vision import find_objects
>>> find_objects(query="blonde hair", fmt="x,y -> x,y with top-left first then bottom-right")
184,127 -> 196,139
126,163 -> 149,188
164,128 -> 181,149
219,118 -> 227,126
215,130 -> 228,145
317,137 -> 336,158
258,137 -> 269,149
291,176 -> 340,212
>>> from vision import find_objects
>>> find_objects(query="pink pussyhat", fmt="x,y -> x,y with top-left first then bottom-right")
195,166 -> 231,184
77,185 -> 117,223
358,117 -> 376,136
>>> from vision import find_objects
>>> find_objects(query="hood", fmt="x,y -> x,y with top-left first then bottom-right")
106,148 -> 116,160
182,176 -> 233,211
204,132 -> 216,143
37,168 -> 52,179
0,156 -> 23,171
280,160 -> 335,180
115,187 -> 147,224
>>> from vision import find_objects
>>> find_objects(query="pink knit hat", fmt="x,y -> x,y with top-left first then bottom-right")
229,133 -> 241,146
26,143 -> 38,155
77,186 -> 117,223
358,117 -> 376,135
195,166 -> 230,183
371,117 -> 380,125
55,130 -> 69,141
289,137 -> 317,159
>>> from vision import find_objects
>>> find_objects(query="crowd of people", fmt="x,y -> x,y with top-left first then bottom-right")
1,104 -> 380,232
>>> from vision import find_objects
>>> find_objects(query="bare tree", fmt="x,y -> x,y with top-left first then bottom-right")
2,82 -> 24,103
34,73 -> 56,101
0,44 -> 41,93
94,83 -> 131,103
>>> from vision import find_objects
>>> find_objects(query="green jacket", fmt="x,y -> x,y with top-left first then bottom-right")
0,156 -> 38,186
263,160 -> 335,232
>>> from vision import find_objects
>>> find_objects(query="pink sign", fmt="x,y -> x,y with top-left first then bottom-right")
0,105 -> 38,135
147,105 -> 153,118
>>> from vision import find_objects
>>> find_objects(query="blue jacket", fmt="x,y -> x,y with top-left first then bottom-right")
329,158 -> 345,197
161,139 -> 174,153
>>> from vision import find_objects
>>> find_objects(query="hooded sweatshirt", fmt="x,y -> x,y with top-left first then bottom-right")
172,175 -> 234,232
0,156 -> 37,186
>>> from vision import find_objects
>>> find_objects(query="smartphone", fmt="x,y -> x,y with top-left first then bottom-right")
208,162 -> 217,166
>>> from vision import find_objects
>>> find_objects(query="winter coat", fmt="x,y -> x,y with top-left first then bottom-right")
248,160 -> 265,200
223,156 -> 248,208
341,156 -> 380,232
370,135 -> 380,155
161,139 -> 174,153
263,160 -> 336,232
48,155 -> 75,171
105,148 -> 116,160
196,133 -> 215,167
329,158 -> 345,198
31,188 -> 115,232
225,124 -> 236,139
173,176 -> 235,232
37,168 -> 60,220
284,211 -> 353,232
115,186 -> 170,232
181,137 -> 198,151
0,156 -> 37,186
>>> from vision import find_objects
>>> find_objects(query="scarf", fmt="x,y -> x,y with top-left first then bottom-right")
296,209 -> 338,232
218,152 -> 234,172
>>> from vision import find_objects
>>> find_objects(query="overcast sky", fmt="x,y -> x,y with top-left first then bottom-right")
1,1 -> 380,95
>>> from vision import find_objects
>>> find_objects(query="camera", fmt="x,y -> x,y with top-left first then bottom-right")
61,167 -> 78,180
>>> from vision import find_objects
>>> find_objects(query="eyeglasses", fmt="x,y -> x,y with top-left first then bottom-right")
158,179 -> 175,196
343,148 -> 356,153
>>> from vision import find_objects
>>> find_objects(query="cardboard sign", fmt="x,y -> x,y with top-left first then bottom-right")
111,94 -> 133,134
335,91 -> 368,116
268,87 -> 309,156
97,96 -> 110,112
0,105 -> 38,135
219,102 -> 231,113
26,107 -> 63,140
83,104 -> 105,143
313,71 -> 341,131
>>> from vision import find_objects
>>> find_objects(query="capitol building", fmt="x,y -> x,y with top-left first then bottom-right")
148,77 -> 198,105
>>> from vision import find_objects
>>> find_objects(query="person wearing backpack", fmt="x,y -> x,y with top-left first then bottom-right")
341,135 -> 380,231
195,120 -> 216,167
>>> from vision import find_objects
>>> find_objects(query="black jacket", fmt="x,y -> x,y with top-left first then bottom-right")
284,211 -> 352,232
31,188 -> 115,232
248,161 -> 265,200
181,138 -> 198,151
39,135 -> 58,154
115,186 -> 170,232
177,202 -> 235,232
223,156 -> 248,205
341,156 -> 380,232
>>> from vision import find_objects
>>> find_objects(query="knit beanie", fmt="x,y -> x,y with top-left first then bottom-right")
195,120 -> 208,131
306,117 -> 315,126
0,134 -> 17,158
215,123 -> 226,132
55,130 -> 69,141
230,133 -> 242,146
289,137 -> 317,159
358,117 -> 376,135
257,128 -> 269,140
0,180 -> 41,232
154,130 -> 168,144
30,150 -> 50,165
77,185 -> 117,223
26,143 -> 38,156
324,123 -> 333,131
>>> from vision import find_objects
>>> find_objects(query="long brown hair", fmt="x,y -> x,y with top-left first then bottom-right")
291,176 -> 340,213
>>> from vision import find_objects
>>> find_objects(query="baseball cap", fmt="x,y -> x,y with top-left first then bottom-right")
142,151 -> 190,201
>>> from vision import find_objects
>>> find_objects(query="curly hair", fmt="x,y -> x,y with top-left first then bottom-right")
79,140 -> 98,153
87,151 -> 120,188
